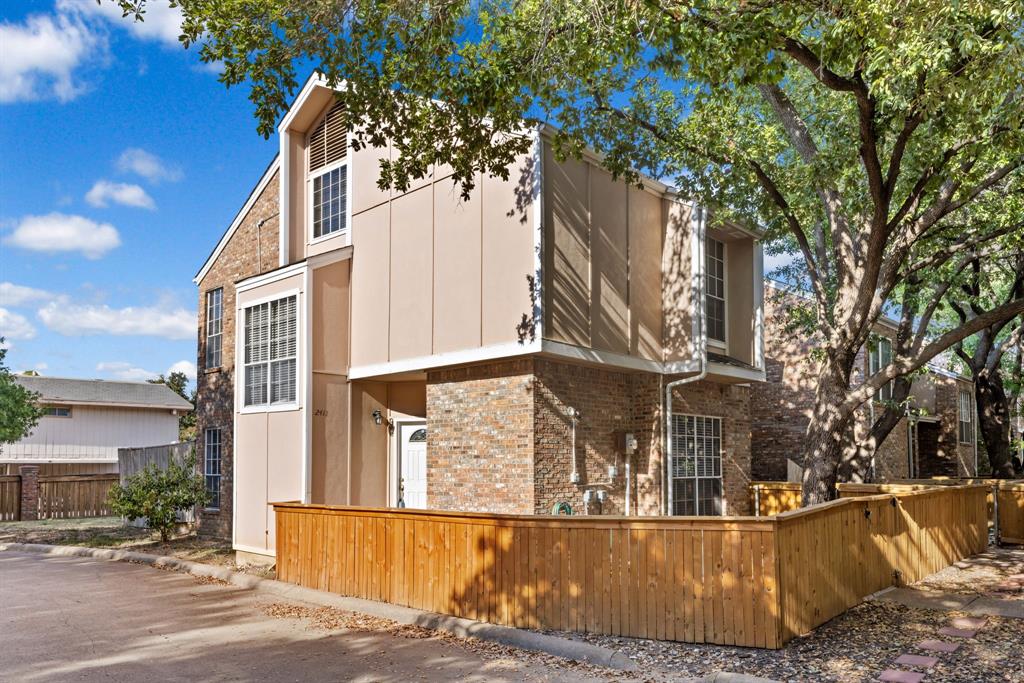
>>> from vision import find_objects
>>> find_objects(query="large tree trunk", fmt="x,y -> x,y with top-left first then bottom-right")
802,357 -> 856,505
842,375 -> 913,482
975,369 -> 1018,477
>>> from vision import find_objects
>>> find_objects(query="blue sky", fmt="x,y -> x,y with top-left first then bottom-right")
0,0 -> 277,388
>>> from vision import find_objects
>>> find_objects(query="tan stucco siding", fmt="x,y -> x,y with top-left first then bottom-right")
349,147 -> 536,369
233,271 -> 306,555
725,238 -> 755,365
543,142 -> 694,365
349,381 -> 389,506
311,259 -> 351,375
287,133 -> 306,264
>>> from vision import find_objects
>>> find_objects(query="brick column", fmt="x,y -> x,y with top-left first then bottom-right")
19,465 -> 39,521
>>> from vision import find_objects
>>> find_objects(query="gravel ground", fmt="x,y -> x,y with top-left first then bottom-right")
0,517 -> 274,577
543,602 -> 1023,682
914,545 -> 1024,599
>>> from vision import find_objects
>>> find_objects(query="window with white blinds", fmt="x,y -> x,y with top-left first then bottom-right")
671,414 -> 724,516
308,103 -> 348,240
243,295 -> 297,407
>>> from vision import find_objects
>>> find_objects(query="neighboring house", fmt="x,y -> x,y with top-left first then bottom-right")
750,284 -> 978,482
194,75 -> 766,560
2,376 -> 193,476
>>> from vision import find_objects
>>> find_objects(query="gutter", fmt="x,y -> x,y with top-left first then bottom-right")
663,204 -> 709,516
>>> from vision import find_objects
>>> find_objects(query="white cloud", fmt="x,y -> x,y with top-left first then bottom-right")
34,362 -> 48,372
85,180 -> 155,209
167,359 -> 197,381
97,359 -> 196,383
60,0 -> 184,48
38,300 -> 195,340
96,360 -> 157,382
0,282 -> 57,307
0,10 -> 102,103
0,308 -> 37,340
3,213 -> 121,259
116,148 -> 183,183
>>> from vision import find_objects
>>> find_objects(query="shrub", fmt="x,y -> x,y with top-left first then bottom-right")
108,451 -> 208,542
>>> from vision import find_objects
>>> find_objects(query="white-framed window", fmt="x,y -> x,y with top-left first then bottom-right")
959,389 -> 973,444
205,288 -> 223,369
670,414 -> 723,516
869,335 -> 894,401
307,103 -> 348,241
705,237 -> 726,344
243,295 -> 297,407
42,405 -> 71,418
204,427 -> 222,510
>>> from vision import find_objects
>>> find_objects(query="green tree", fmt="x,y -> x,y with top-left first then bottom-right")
116,0 -> 1024,503
0,340 -> 42,450
149,371 -> 196,441
107,450 -> 208,542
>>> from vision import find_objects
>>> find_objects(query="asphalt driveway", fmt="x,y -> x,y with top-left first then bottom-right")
0,551 -> 606,682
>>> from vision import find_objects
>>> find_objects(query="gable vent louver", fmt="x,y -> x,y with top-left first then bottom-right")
308,103 -> 348,173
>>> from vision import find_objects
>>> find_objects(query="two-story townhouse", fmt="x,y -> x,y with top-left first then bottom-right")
194,75 -> 766,561
750,283 -> 978,483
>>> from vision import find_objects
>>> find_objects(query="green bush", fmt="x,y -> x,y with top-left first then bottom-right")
108,452 -> 208,542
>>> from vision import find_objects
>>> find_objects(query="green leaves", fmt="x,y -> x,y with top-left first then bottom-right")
0,341 -> 42,448
107,450 -> 208,542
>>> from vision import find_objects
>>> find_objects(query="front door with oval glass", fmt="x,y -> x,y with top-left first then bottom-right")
398,423 -> 427,509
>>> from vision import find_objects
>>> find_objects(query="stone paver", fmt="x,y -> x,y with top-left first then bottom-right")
936,626 -> 977,638
915,639 -> 960,653
893,654 -> 938,668
949,616 -> 986,630
878,670 -> 925,683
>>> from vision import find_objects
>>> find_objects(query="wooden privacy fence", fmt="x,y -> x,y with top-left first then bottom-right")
749,481 -> 802,516
0,475 -> 21,521
997,481 -> 1024,544
274,484 -> 987,648
37,474 -> 119,519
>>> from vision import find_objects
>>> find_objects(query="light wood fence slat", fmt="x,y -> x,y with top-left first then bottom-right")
997,481 -> 1024,545
273,484 -> 988,649
749,481 -> 803,516
36,474 -> 119,519
0,475 -> 21,521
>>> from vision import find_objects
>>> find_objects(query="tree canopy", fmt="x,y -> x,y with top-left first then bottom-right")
0,341 -> 42,449
118,0 -> 1024,498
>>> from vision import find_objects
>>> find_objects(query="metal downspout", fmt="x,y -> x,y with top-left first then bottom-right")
664,204 -> 708,516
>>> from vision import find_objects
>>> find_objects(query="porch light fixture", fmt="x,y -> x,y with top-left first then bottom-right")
372,409 -> 383,425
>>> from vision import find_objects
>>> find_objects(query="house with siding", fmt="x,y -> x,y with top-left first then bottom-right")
2,376 -> 192,476
750,284 -> 978,482
193,75 -> 766,561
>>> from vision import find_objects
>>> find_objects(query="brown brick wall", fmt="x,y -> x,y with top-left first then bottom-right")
427,357 -> 752,517
752,286 -> 976,483
426,359 -> 536,513
194,169 -> 280,538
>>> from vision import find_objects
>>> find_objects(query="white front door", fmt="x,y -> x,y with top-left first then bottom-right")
398,422 -> 427,509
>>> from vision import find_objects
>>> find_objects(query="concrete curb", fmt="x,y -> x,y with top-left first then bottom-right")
0,542 -> 635,671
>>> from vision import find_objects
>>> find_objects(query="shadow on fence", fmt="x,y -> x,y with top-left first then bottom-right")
273,483 -> 988,649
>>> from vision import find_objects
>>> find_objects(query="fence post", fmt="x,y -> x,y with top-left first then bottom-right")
19,465 -> 39,521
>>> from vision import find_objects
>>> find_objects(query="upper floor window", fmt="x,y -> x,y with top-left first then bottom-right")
959,389 -> 973,444
869,336 -> 894,401
308,103 -> 348,240
705,237 -> 726,343
43,405 -> 71,418
243,295 -> 297,407
205,288 -> 223,369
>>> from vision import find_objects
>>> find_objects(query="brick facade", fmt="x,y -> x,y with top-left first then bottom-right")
426,357 -> 753,517
194,169 -> 280,538
426,360 -> 536,513
751,287 -> 975,482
